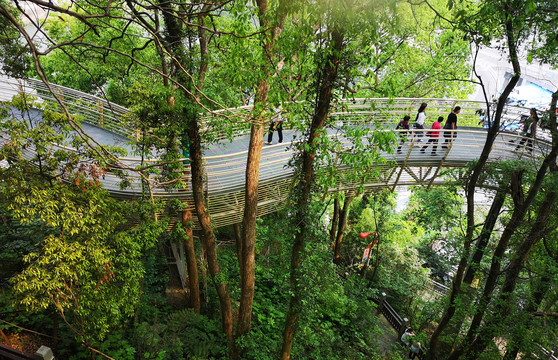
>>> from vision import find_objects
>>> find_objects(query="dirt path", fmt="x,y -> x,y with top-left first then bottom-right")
376,314 -> 403,357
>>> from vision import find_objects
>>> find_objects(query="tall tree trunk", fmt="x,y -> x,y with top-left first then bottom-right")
333,193 -> 353,264
464,190 -> 557,359
459,171 -> 526,344
157,1 -> 234,348
237,0 -> 286,337
329,196 -> 340,245
503,266 -> 554,360
437,186 -> 508,352
188,121 -> 235,353
234,222 -> 243,275
280,26 -> 344,360
182,209 -> 200,313
463,186 -> 507,285
426,13 -> 522,358
237,94 -> 266,338
450,90 -> 558,360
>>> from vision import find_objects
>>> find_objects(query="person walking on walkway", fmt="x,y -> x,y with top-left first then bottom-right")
401,327 -> 415,347
442,106 -> 460,148
409,341 -> 421,359
414,103 -> 427,143
515,108 -> 539,153
265,107 -> 283,145
396,115 -> 411,154
420,117 -> 442,155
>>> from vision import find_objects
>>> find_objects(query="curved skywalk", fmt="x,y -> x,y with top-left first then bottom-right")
0,76 -> 550,228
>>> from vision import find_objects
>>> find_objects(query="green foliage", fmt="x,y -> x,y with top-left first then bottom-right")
0,94 -> 166,345
134,309 -> 228,359
355,0 -> 473,98
0,1 -> 31,76
404,186 -> 463,233
291,239 -> 383,360
39,8 -> 158,104
0,202 -> 48,266
5,0 -> 558,358
9,195 -> 164,342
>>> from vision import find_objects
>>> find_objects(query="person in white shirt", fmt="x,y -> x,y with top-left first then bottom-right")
401,327 -> 415,346
414,103 -> 427,143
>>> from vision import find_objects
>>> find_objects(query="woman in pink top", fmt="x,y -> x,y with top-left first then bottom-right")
420,116 -> 443,155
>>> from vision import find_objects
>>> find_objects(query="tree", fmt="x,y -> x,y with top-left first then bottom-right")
279,0 -> 400,357
351,0 -> 472,98
237,0 -> 287,338
425,0 -> 534,355
0,95 -> 165,354
424,1 -> 558,357
0,0 -> 30,76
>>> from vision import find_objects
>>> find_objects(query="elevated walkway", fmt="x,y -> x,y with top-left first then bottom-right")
0,76 -> 549,229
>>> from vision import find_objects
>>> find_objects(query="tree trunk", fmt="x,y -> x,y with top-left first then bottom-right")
237,0 -> 286,338
426,13 -> 522,359
280,26 -> 344,360
438,186 -> 507,352
464,190 -> 557,358
234,222 -> 243,275
448,170 -> 547,360
450,90 -> 558,360
182,209 -> 200,313
503,268 -> 554,360
157,2 -> 235,351
333,193 -> 353,264
463,186 -> 506,285
329,196 -> 340,246
188,121 -> 235,354
237,94 -> 266,338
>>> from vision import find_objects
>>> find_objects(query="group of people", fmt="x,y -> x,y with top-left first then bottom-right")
266,103 -> 540,155
401,327 -> 422,359
396,103 -> 461,155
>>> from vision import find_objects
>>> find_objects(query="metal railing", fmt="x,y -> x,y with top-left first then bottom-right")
377,292 -> 426,359
421,276 -> 450,296
538,344 -> 558,360
0,76 -> 131,138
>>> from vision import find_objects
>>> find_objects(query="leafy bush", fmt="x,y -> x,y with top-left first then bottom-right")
134,309 -> 228,360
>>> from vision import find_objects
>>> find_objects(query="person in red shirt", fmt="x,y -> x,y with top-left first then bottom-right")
420,116 -> 442,155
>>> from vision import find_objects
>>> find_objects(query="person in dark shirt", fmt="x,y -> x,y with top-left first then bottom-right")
396,115 -> 411,154
515,108 -> 539,153
265,107 -> 283,145
442,106 -> 461,148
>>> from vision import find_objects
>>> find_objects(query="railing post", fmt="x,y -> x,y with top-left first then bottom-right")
548,350 -> 554,360
97,100 -> 104,128
398,317 -> 408,338
34,345 -> 54,360
377,292 -> 387,315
